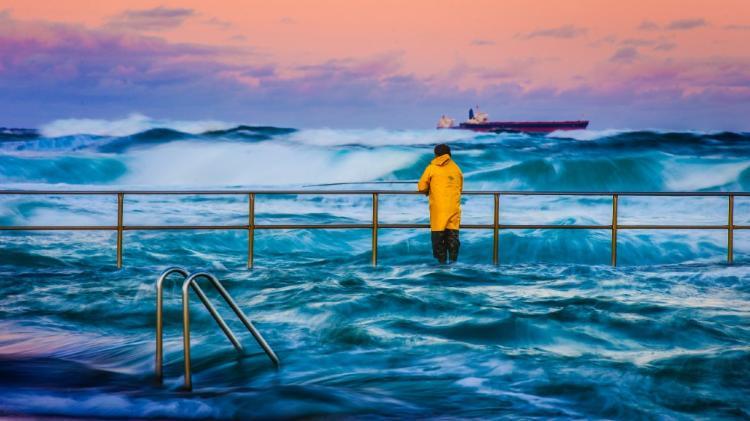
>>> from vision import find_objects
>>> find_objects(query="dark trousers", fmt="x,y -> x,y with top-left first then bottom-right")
431,229 -> 460,264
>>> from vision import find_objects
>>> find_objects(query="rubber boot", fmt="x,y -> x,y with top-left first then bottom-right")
431,231 -> 447,264
445,229 -> 460,263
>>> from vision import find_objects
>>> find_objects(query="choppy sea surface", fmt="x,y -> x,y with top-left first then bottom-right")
1,115 -> 749,419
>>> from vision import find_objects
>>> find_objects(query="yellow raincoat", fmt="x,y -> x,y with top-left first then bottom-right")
417,154 -> 463,231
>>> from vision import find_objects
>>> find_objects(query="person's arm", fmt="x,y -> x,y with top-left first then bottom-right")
459,171 -> 464,193
417,165 -> 431,196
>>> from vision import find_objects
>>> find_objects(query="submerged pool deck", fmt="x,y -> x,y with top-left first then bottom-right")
0,189 -> 746,268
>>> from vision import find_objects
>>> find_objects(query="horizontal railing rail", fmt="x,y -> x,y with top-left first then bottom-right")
1,189 -> 749,196
0,189 -> 745,267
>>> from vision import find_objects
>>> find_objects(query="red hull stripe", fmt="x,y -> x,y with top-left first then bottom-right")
457,120 -> 589,133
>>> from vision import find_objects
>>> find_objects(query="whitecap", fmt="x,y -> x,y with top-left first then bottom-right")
40,113 -> 236,137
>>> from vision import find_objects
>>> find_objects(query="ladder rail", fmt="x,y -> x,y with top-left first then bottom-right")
155,267 -> 245,386
192,272 -> 280,367
190,282 -> 244,352
155,267 -> 190,383
155,267 -> 280,390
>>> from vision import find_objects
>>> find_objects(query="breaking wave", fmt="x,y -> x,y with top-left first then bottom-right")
2,115 -> 750,191
38,113 -> 236,137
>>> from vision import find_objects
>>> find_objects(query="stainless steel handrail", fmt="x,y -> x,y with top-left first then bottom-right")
157,267 -> 245,386
155,266 -> 190,383
0,189 -> 745,267
155,267 -> 280,391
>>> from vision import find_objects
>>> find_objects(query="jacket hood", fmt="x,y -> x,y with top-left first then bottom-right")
432,154 -> 451,166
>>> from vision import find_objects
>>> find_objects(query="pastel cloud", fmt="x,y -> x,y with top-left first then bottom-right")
294,53 -> 403,81
666,18 -> 707,31
470,39 -> 495,46
610,47 -> 640,63
638,20 -> 660,31
621,38 -> 655,47
593,57 -> 750,103
653,42 -> 676,51
0,13 -> 431,125
202,17 -> 233,30
0,14 -> 247,120
106,6 -> 195,31
724,24 -> 750,30
620,37 -> 677,52
0,16 -> 223,80
522,25 -> 587,39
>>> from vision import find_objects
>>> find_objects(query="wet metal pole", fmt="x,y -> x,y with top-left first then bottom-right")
181,280 -> 193,390
202,273 -> 280,367
728,194 -> 734,264
372,193 -> 378,266
611,194 -> 618,267
155,267 -> 189,383
155,285 -> 163,382
493,193 -> 499,265
248,193 -> 255,269
116,193 -> 124,268
159,270 -> 279,390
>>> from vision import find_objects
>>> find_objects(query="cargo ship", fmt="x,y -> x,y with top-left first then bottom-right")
437,107 -> 588,133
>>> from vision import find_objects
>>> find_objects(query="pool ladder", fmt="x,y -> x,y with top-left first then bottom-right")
155,267 -> 280,390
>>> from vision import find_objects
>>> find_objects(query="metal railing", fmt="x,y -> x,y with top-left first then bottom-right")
156,267 -> 279,390
0,189 -> 747,267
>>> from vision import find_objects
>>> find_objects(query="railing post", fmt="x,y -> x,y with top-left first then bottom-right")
116,192 -> 124,268
728,194 -> 734,264
611,194 -> 618,267
493,193 -> 499,265
372,193 -> 378,266
248,193 -> 255,269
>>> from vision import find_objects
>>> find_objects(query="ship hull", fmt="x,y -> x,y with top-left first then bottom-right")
455,120 -> 589,133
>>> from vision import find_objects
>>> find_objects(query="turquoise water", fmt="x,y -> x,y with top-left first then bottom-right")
1,118 -> 749,418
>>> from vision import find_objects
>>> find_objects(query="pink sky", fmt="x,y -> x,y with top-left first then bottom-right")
1,0 -> 749,129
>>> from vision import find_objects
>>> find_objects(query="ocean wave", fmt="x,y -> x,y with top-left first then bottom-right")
2,115 -> 749,192
0,155 -> 127,184
204,125 -> 297,138
2,143 -> 748,192
285,128 -> 482,146
39,113 -> 237,137
547,128 -> 633,141
665,161 -> 750,191
0,127 -> 39,141
120,141 -> 421,186
547,128 -> 750,143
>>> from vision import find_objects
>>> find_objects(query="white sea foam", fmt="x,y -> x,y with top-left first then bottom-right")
546,128 -> 632,141
121,141 -> 420,186
40,113 -> 236,137
665,161 -> 750,191
547,127 -> 725,141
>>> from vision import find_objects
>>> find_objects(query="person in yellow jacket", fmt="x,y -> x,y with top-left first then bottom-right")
417,144 -> 463,264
